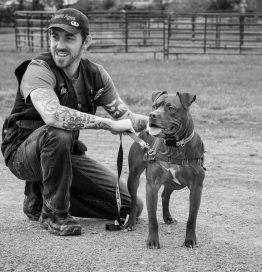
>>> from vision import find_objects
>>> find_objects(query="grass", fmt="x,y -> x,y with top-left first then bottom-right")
1,48 -> 262,126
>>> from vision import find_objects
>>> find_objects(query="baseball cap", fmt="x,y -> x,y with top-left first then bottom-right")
46,8 -> 89,35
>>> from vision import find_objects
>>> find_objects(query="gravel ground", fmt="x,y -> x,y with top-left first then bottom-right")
0,116 -> 262,272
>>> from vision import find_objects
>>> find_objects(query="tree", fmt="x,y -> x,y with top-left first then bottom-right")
41,0 -> 64,10
102,0 -> 115,10
18,0 -> 25,10
208,0 -> 239,11
31,0 -> 44,10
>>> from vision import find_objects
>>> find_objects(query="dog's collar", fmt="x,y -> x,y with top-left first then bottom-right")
164,130 -> 195,147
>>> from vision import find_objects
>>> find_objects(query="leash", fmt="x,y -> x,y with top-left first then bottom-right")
105,132 -> 151,231
105,134 -> 124,231
115,134 -> 123,224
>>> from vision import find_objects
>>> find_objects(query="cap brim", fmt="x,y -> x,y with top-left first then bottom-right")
46,24 -> 80,34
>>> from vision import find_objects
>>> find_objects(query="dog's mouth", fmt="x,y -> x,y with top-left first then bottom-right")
148,124 -> 178,137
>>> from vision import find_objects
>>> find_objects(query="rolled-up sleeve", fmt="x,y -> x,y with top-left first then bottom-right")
20,59 -> 56,104
95,64 -> 119,106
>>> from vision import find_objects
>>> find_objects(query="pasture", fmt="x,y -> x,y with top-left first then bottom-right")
0,43 -> 262,271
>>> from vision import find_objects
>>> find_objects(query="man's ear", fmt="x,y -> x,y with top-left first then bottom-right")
152,91 -> 168,102
83,35 -> 92,49
177,92 -> 196,110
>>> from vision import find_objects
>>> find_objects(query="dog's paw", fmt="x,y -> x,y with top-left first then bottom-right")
123,224 -> 135,232
123,219 -> 137,232
184,237 -> 198,248
163,216 -> 178,225
147,236 -> 160,249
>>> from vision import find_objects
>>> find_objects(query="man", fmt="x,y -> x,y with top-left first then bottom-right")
1,8 -> 148,236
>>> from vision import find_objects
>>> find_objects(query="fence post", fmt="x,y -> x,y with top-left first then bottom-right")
46,13 -> 49,50
203,14 -> 207,54
40,13 -> 44,50
26,12 -> 30,48
14,12 -> 18,51
162,14 -> 171,60
239,14 -> 245,54
124,11 -> 128,53
163,15 -> 169,60
215,15 -> 221,48
192,15 -> 195,42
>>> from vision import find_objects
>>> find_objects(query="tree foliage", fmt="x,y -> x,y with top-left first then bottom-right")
208,0 -> 238,11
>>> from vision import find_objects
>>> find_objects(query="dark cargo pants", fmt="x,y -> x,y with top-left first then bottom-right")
7,125 -> 140,219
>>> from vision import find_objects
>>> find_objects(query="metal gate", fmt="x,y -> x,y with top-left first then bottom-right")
14,11 -> 262,59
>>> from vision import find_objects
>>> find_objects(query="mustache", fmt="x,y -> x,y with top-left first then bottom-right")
55,50 -> 70,54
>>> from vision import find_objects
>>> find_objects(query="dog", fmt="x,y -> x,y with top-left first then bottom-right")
124,91 -> 205,249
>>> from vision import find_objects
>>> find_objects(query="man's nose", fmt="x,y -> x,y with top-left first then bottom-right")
56,38 -> 66,49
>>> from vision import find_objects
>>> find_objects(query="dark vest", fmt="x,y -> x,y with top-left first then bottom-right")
1,52 -> 103,164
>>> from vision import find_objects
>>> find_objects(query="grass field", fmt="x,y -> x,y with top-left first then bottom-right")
0,43 -> 262,272
1,50 -> 262,123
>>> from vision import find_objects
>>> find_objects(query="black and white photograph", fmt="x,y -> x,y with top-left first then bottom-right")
0,0 -> 261,271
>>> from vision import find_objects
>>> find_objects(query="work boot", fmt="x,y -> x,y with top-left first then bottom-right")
39,205 -> 81,236
23,181 -> 43,221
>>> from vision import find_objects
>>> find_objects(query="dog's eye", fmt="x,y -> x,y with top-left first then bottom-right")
168,105 -> 175,111
152,104 -> 158,109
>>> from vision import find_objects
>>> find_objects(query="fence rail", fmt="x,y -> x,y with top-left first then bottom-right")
14,10 -> 262,59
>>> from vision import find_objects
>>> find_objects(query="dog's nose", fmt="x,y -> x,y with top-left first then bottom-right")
149,113 -> 156,119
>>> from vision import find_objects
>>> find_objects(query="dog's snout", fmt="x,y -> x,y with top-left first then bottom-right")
149,112 -> 157,119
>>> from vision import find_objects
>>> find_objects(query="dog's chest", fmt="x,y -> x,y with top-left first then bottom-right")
158,161 -> 182,186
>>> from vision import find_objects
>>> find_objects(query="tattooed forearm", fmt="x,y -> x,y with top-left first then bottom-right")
104,97 -> 129,119
103,96 -> 148,132
31,88 -> 113,131
55,107 -> 111,130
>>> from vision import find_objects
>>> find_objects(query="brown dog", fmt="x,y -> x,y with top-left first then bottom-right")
124,91 -> 205,249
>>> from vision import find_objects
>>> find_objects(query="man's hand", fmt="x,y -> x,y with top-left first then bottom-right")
109,119 -> 135,134
120,112 -> 149,132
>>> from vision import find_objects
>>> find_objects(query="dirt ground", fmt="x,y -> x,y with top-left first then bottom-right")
0,114 -> 262,272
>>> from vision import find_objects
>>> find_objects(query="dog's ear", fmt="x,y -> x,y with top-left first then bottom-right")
177,92 -> 196,110
152,91 -> 168,102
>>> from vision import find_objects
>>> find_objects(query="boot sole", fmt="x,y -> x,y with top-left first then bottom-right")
40,220 -> 82,236
25,213 -> 41,221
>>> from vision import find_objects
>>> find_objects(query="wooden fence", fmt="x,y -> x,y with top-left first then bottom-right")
14,10 -> 262,59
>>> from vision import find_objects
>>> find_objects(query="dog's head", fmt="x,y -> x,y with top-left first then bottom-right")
148,91 -> 196,138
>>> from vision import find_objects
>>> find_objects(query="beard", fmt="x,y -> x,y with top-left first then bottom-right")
51,47 -> 83,70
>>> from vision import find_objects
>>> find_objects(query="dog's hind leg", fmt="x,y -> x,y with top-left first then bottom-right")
124,143 -> 146,231
161,184 -> 178,225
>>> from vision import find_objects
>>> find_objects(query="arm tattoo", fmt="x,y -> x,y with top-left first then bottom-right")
33,88 -> 60,114
33,88 -> 111,130
55,107 -> 111,130
103,97 -> 129,119
103,96 -> 148,132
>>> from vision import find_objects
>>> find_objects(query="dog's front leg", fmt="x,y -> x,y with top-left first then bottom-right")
182,167 -> 204,248
125,142 -> 146,231
146,163 -> 162,249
